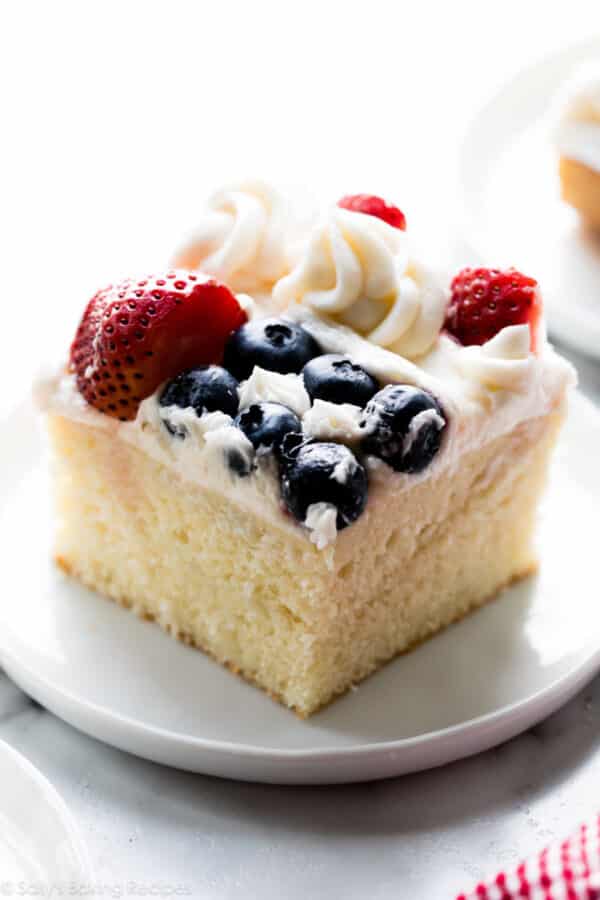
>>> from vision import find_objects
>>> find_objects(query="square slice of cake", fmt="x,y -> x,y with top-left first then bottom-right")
39,185 -> 575,716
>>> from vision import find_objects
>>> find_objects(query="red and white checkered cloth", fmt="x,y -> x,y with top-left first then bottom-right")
456,816 -> 600,899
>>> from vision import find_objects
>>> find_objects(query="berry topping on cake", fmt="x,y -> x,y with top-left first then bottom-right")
70,273 -> 246,421
302,354 -> 379,407
225,447 -> 254,478
223,318 -> 321,381
444,267 -> 541,350
280,441 -> 368,530
235,402 -> 301,455
159,365 -> 239,436
337,194 -> 407,230
360,385 -> 446,474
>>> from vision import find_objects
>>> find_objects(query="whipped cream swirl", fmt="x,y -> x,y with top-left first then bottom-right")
173,180 -> 290,292
452,325 -> 535,397
272,207 -> 446,360
238,367 -> 311,416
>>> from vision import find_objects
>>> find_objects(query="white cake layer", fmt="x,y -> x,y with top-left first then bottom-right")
48,403 -> 564,716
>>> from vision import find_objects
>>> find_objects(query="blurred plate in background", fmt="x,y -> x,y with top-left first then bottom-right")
459,37 -> 600,360
0,738 -> 90,884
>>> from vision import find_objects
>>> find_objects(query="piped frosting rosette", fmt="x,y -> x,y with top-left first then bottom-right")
173,180 -> 290,293
272,206 -> 446,360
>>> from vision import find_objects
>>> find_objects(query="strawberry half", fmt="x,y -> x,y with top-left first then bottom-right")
337,193 -> 406,230
444,267 -> 542,351
69,272 -> 247,420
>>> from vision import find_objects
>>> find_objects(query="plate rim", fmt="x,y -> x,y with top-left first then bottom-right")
1,618 -> 599,762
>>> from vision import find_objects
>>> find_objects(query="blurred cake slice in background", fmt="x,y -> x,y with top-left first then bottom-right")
554,63 -> 600,228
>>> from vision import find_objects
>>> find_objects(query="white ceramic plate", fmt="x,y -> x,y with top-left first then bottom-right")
2,395 -> 600,785
0,738 -> 90,883
459,37 -> 600,360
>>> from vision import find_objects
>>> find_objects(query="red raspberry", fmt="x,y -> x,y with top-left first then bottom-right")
69,272 -> 247,420
337,194 -> 406,230
445,267 -> 542,351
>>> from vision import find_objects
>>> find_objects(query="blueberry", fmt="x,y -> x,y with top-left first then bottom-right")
302,354 -> 379,406
159,366 -> 239,436
360,385 -> 446,473
223,318 -> 321,381
235,402 -> 302,456
280,440 -> 368,530
225,447 -> 253,478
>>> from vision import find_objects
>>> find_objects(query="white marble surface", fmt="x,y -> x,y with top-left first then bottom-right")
0,340 -> 596,899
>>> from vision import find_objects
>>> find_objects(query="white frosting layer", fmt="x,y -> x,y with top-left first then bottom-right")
173,180 -> 291,292
39,310 -> 575,551
304,503 -> 338,550
272,208 -> 446,359
554,63 -> 600,172
302,399 -> 363,444
39,172 -> 577,552
452,325 -> 533,397
289,309 -> 575,479
238,367 -> 310,416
